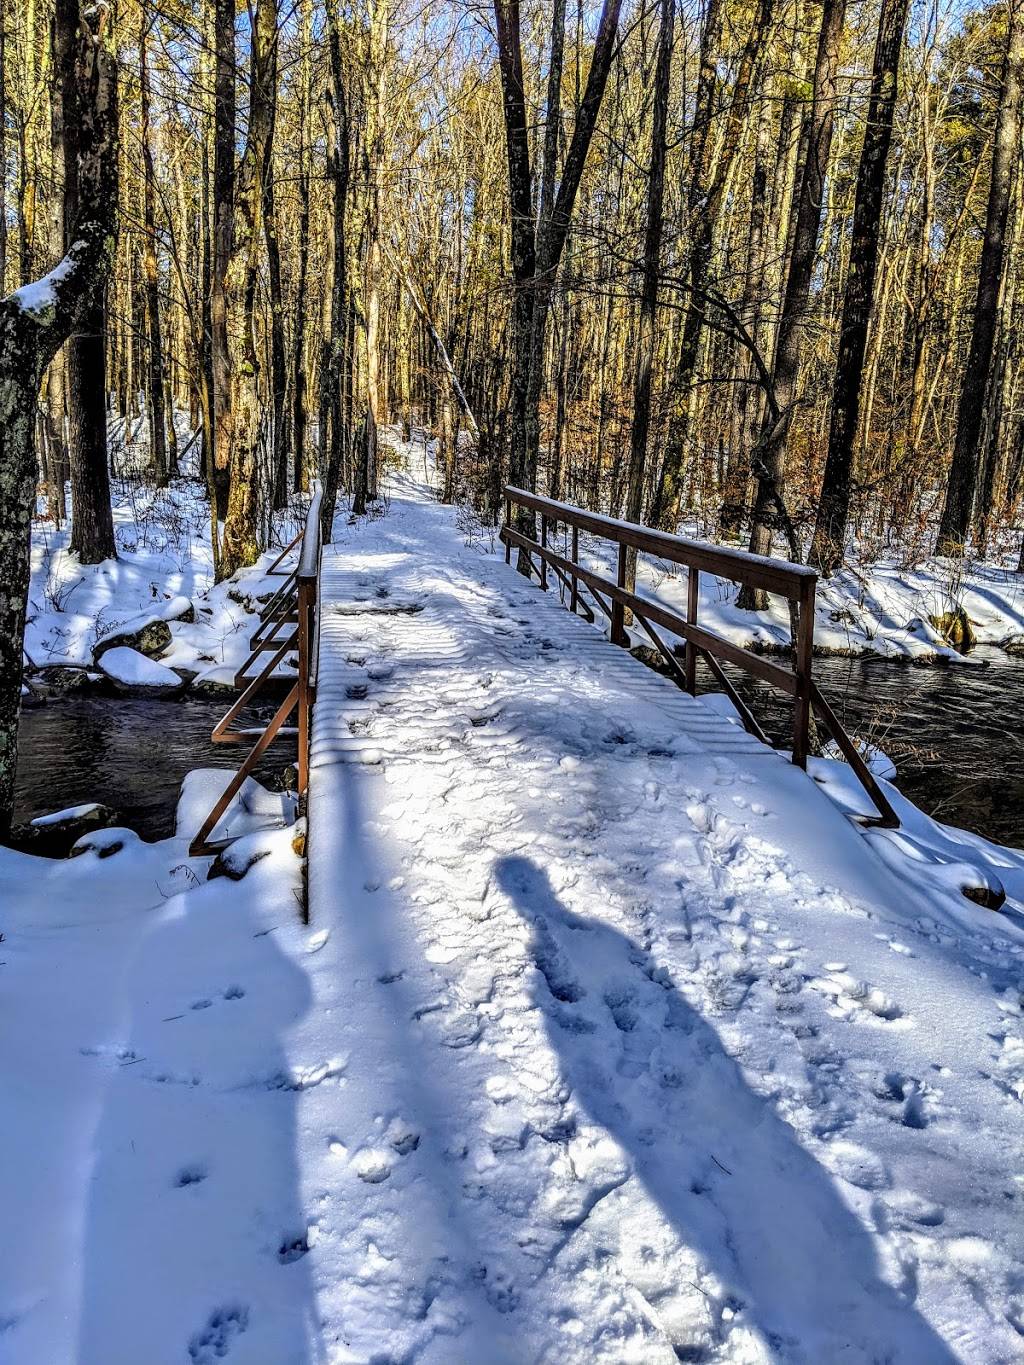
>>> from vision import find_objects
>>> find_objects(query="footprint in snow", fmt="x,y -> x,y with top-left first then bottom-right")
188,1305 -> 249,1363
277,1227 -> 316,1263
353,1148 -> 392,1184
174,1165 -> 208,1188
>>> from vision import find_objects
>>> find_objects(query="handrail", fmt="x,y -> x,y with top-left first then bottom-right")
189,486 -> 323,857
504,485 -> 816,599
501,486 -> 898,829
298,487 -> 323,580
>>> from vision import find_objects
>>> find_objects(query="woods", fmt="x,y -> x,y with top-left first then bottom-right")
3,0 -> 1024,824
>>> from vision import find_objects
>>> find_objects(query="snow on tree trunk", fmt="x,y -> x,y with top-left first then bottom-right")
0,1 -> 118,833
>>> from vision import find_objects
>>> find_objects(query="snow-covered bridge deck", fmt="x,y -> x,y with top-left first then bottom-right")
295,473 -> 1019,1361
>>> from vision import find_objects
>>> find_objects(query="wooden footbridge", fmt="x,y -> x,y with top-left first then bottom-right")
188,485 -> 897,870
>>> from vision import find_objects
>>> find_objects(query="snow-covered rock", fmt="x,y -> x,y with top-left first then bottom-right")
98,646 -> 183,696
176,769 -> 297,845
12,801 -> 121,857
93,615 -> 172,662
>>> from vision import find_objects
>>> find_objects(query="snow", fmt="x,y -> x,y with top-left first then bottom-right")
572,524 -> 1024,663
5,445 -> 1024,1361
10,249 -> 80,318
26,472 -> 304,682
177,769 -> 298,845
29,801 -> 103,827
97,645 -> 182,688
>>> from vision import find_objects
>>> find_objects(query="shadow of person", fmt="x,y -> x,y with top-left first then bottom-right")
76,859 -> 319,1365
494,855 -> 957,1363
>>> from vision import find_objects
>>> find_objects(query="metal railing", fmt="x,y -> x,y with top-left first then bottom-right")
501,486 -> 898,829
189,488 -> 322,857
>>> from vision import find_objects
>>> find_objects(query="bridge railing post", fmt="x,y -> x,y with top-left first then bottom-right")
297,577 -> 314,794
685,567 -> 699,695
611,543 -> 628,646
792,577 -> 815,770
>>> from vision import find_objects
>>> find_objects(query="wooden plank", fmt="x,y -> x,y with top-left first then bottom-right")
810,683 -> 899,828
504,485 -> 816,599
501,527 -> 799,694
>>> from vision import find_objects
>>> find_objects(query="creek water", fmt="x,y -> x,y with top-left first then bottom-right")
13,650 -> 1023,848
702,647 -> 1024,847
14,696 -> 288,841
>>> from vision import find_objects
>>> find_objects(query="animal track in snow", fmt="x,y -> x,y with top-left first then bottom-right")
268,1057 -> 347,1091
278,1225 -> 317,1263
188,1305 -> 248,1362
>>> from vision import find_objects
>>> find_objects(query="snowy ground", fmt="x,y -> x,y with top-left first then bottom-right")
571,522 -> 1024,663
26,472 -> 308,689
4,453 -> 1024,1362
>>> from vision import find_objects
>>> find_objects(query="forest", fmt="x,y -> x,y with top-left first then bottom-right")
7,5 -> 1024,1358
2,0 -> 1024,825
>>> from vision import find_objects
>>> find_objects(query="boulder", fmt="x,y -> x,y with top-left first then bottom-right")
9,802 -> 121,858
32,664 -> 95,697
98,646 -> 184,697
927,607 -> 977,654
94,616 -> 172,662
192,664 -> 238,696
163,595 -> 196,624
70,827 -> 140,859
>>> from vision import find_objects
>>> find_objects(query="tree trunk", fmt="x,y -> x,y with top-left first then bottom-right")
625,0 -> 673,540
937,0 -> 1024,555
320,0 -> 350,534
0,0 -> 117,832
739,0 -> 847,608
139,16 -> 169,487
210,0 -> 235,519
809,0 -> 910,574
651,0 -> 775,531
494,0 -> 623,563
219,0 -> 278,578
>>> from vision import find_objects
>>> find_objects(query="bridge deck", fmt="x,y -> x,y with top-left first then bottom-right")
288,474 -> 1000,1359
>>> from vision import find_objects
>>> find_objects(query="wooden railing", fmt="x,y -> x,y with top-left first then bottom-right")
501,486 -> 898,829
189,488 -> 322,856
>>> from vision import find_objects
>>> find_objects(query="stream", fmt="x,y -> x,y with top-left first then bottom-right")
12,651 -> 1023,848
14,696 -> 288,842
704,647 -> 1024,847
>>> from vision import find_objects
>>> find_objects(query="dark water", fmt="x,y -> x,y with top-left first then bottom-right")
702,647 -> 1024,848
14,696 -> 290,841
13,651 -> 1024,848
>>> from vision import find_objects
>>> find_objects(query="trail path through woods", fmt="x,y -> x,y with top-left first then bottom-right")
3,465 -> 1024,1362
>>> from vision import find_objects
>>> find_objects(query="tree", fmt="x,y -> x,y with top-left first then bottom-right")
936,0 -> 1024,555
493,0 -> 623,545
809,0 -> 912,573
0,0 -> 117,831
219,0 -> 279,578
61,0 -> 115,562
139,8 -> 169,487
739,0 -> 848,609
625,0 -> 673,534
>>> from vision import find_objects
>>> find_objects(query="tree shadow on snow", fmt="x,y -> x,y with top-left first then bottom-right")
495,854 -> 957,1363
76,868 -> 319,1365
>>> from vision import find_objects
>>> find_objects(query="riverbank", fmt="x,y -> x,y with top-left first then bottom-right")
5,461 -> 1024,1362
573,523 -> 1024,664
